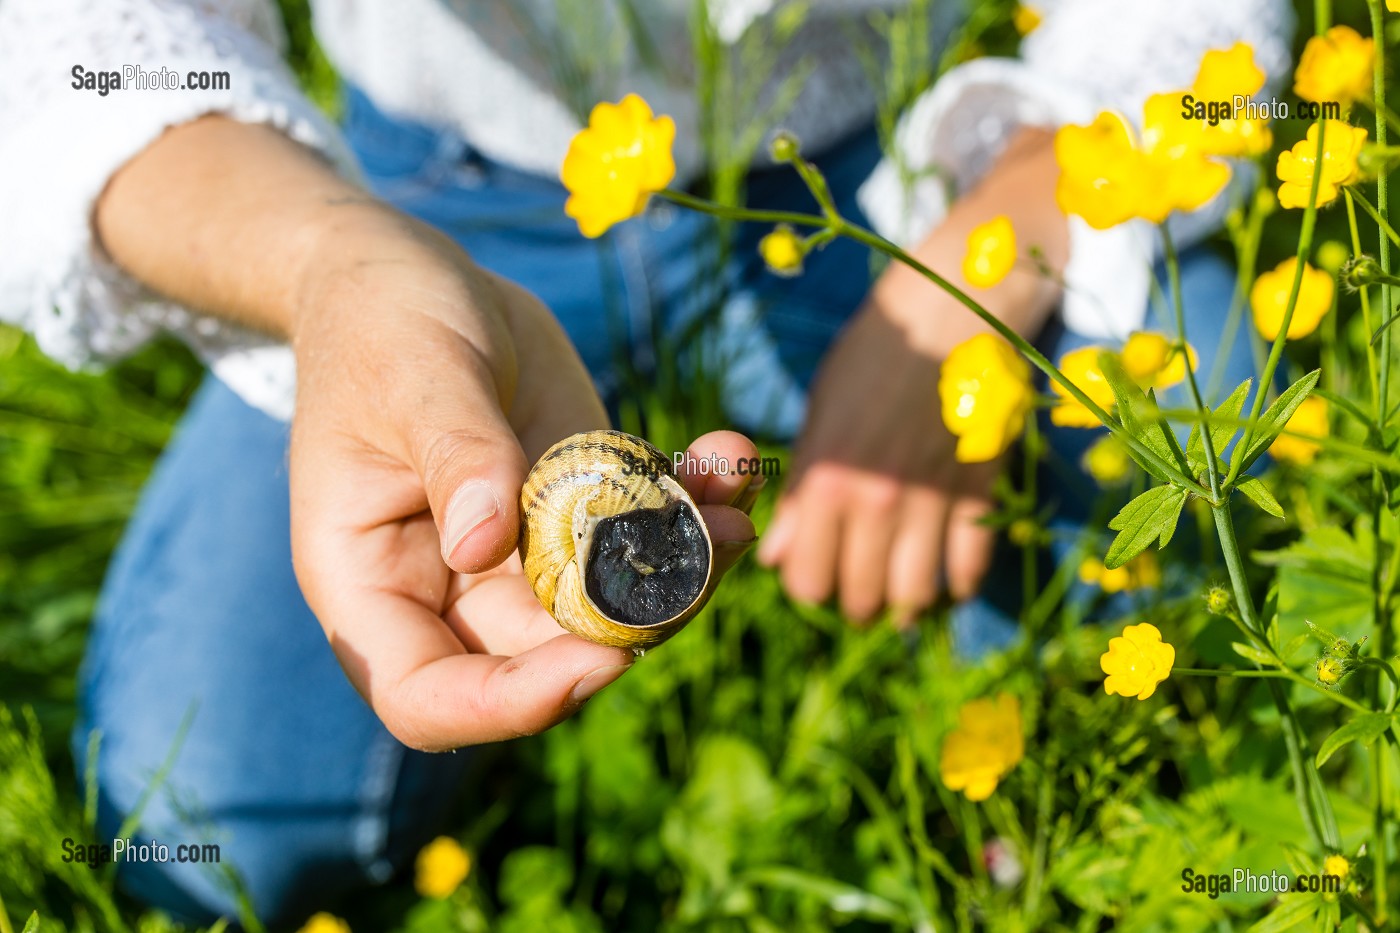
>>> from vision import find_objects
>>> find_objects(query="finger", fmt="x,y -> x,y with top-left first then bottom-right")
401,338 -> 531,574
778,470 -> 844,605
444,573 -> 569,657
886,486 -> 948,629
698,503 -> 757,577
676,430 -> 761,507
945,476 -> 998,602
837,477 -> 901,624
756,495 -> 798,567
328,586 -> 632,751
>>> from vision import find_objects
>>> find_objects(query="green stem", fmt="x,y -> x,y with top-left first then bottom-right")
1162,224 -> 1223,502
1348,187 -> 1400,253
1212,503 -> 1342,852
663,187 -> 1215,497
1348,191 -> 1383,413
1369,2 -> 1393,917
1226,120 -> 1328,487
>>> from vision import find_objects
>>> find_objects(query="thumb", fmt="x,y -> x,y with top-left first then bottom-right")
412,379 -> 530,575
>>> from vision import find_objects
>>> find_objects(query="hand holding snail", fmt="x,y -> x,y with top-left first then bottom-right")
520,431 -> 722,652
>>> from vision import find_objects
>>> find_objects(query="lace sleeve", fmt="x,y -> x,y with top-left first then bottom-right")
0,0 -> 360,421
857,0 -> 1296,341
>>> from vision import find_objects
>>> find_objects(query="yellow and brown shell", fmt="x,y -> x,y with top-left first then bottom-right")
520,430 -> 713,651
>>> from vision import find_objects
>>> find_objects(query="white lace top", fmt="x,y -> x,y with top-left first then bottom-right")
0,0 -> 1293,421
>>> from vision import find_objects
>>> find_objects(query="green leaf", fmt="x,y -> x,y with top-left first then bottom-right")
1248,893 -> 1318,933
1231,642 -> 1280,667
1188,378 -> 1253,463
1105,485 -> 1189,569
1238,370 -> 1322,472
21,913 -> 39,933
1236,476 -> 1284,518
1316,712 -> 1394,768
1254,527 -> 1373,649
1098,352 -> 1189,478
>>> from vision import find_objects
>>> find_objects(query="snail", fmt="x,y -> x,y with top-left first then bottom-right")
519,430 -> 713,651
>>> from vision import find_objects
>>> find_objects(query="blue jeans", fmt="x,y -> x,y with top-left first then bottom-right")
73,87 -> 1256,927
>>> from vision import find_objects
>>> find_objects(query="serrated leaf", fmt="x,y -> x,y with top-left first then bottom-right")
1238,370 -> 1321,471
1105,485 -> 1189,568
1098,352 -> 1189,478
1188,379 -> 1252,463
1236,476 -> 1284,518
1231,642 -> 1280,666
1316,712 -> 1394,767
1248,893 -> 1318,933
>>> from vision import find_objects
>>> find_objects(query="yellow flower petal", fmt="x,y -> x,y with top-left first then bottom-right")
759,225 -> 806,277
297,914 -> 351,933
561,95 -> 676,238
1269,396 -> 1328,464
1100,622 -> 1175,700
1082,435 -> 1133,486
1250,258 -> 1334,341
940,694 -> 1024,801
1276,121 -> 1367,210
415,836 -> 472,900
939,334 -> 1034,463
1050,346 -> 1116,428
1294,26 -> 1374,110
962,215 -> 1017,289
1012,4 -> 1042,35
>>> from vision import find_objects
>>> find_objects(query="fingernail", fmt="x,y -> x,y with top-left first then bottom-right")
729,474 -> 767,513
567,664 -> 631,708
443,481 -> 499,561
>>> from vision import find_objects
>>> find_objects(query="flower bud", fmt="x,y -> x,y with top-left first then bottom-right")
758,225 -> 807,277
769,131 -> 800,163
1205,585 -> 1233,616
1316,656 -> 1346,686
1357,144 -> 1400,178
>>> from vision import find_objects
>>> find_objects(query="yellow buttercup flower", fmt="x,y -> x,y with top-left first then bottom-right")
1079,552 -> 1162,594
939,693 -> 1024,802
1276,121 -> 1368,210
1100,622 -> 1175,700
1250,258 -> 1334,341
561,94 -> 676,238
415,836 -> 472,900
1323,855 -> 1351,882
1083,435 -> 1132,486
1055,102 -> 1230,230
962,215 -> 1017,289
1270,396 -> 1328,465
1388,0 -> 1399,11
1189,43 -> 1273,158
759,225 -> 805,277
296,914 -> 350,933
1294,26 -> 1374,110
938,334 -> 1034,463
1120,332 -> 1197,390
1050,346 -> 1117,428
1012,4 -> 1042,35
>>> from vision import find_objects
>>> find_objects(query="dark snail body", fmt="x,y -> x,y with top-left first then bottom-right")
519,431 -> 714,650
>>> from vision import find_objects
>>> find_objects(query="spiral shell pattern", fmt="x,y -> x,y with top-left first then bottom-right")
520,430 -> 713,650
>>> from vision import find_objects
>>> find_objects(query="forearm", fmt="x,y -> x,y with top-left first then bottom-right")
869,127 -> 1068,357
94,115 -> 457,343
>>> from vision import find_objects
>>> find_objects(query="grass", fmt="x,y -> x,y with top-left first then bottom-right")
2,0 -> 1398,931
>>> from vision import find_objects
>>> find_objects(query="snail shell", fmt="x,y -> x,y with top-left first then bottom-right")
520,430 -> 713,651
